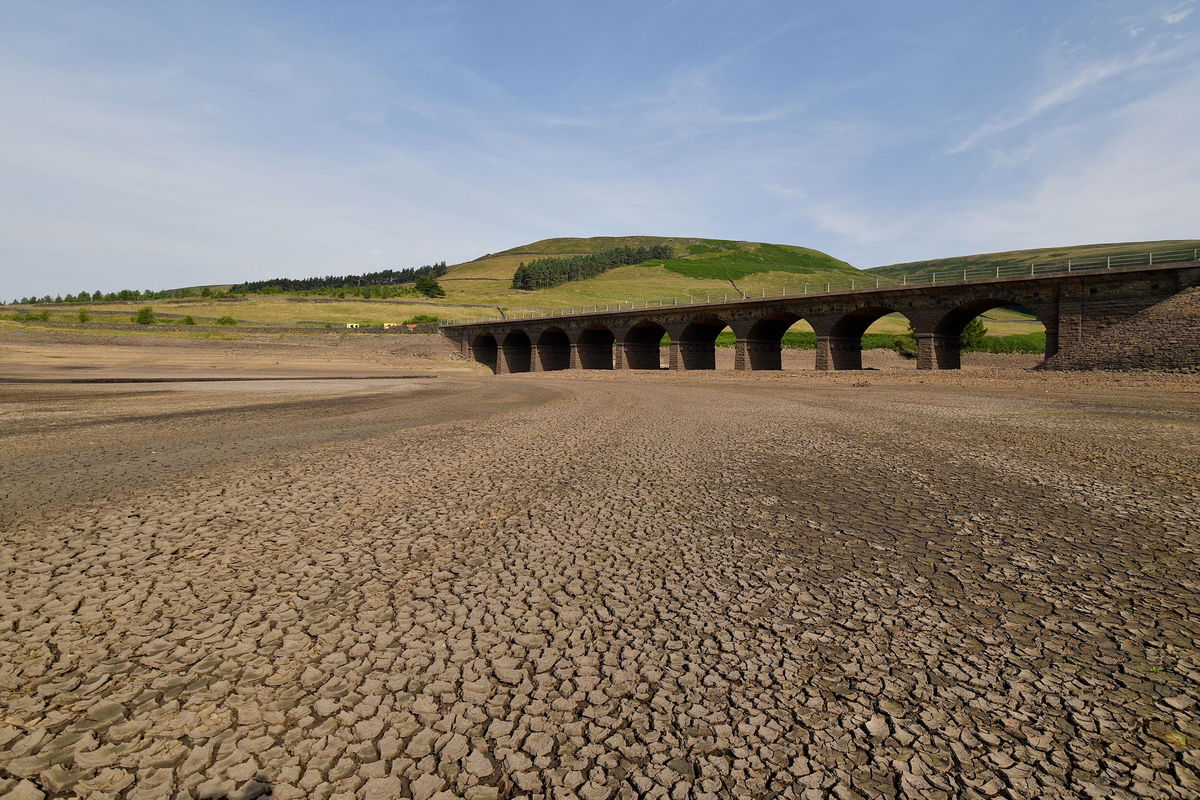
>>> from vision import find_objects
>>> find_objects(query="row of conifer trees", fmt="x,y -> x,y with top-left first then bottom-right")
232,262 -> 448,293
511,246 -> 673,290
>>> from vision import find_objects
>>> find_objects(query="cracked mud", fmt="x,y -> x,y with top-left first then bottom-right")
1,357 -> 1199,800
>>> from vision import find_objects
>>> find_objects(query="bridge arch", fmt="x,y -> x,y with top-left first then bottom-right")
679,314 -> 730,370
501,329 -> 533,373
535,327 -> 571,371
741,312 -> 814,370
827,305 -> 915,370
932,298 -> 1051,369
576,326 -> 615,369
471,333 -> 498,373
623,320 -> 669,370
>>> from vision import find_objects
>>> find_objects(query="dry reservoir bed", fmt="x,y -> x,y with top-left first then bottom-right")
1,356 -> 1199,800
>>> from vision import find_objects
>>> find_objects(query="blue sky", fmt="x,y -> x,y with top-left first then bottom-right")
2,0 -> 1198,297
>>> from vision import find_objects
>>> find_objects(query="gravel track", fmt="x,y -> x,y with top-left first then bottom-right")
1,371 -> 1198,800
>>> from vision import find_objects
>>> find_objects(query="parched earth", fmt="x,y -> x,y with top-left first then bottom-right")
1,352 -> 1199,799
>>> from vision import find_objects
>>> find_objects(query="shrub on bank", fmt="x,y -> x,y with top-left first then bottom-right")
414,276 -> 446,298
215,315 -> 237,326
133,307 -> 156,325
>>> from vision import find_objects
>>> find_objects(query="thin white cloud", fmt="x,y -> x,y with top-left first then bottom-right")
950,47 -> 1169,153
925,74 -> 1200,258
1162,5 -> 1195,25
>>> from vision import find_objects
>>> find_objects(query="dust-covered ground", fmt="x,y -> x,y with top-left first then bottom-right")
1,330 -> 1198,800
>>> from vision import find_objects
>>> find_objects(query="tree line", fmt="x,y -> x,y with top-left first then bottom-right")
232,263 -> 448,293
11,287 -> 223,304
511,245 -> 673,290
9,262 -> 450,305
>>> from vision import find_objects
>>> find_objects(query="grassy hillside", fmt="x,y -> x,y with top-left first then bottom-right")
18,236 -> 1177,335
3,235 -> 864,326
440,236 -> 863,308
866,239 -> 1200,282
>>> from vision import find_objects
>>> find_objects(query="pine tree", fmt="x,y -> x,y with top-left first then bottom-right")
960,317 -> 987,351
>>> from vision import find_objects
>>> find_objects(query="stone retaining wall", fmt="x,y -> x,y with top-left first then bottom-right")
1040,287 -> 1200,372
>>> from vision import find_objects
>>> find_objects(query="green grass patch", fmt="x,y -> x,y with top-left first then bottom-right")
970,331 -> 1046,353
661,242 -> 856,281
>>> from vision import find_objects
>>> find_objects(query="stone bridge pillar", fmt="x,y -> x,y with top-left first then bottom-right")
609,324 -> 632,370
808,316 -> 843,370
725,321 -> 772,370
917,333 -> 958,370
910,314 -> 947,370
664,324 -> 687,371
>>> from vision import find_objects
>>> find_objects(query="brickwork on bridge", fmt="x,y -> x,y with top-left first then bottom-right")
1039,286 -> 1200,372
442,263 -> 1200,373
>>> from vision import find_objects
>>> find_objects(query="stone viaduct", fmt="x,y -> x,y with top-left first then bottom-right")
441,260 -> 1200,373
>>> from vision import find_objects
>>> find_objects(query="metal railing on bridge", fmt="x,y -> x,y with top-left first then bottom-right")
442,246 -> 1200,327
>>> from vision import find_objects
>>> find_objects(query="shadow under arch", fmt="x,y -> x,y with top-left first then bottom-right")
623,320 -> 669,370
471,333 -> 498,373
535,327 -> 570,371
577,326 -> 615,369
828,305 -> 914,370
501,329 -> 532,373
678,313 -> 730,370
933,298 -> 1051,369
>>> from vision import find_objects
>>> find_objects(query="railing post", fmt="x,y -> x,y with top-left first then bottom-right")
902,275 -> 906,286
1107,256 -> 1111,269
995,265 -> 999,278
963,268 -> 967,281
1149,252 -> 1154,265
1030,263 -> 1034,275
875,277 -> 879,288
1067,260 -> 1071,272
932,272 -> 936,285
851,280 -> 855,290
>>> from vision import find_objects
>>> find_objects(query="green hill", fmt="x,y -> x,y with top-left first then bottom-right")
440,236 -> 863,309
866,239 -> 1200,282
6,236 -> 866,326
26,236 -> 1196,329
